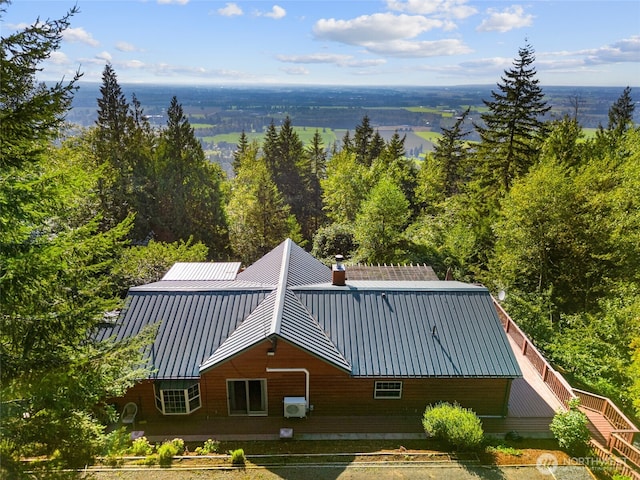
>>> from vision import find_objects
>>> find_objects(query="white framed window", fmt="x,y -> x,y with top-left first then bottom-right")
154,381 -> 201,415
374,381 -> 402,399
227,379 -> 267,415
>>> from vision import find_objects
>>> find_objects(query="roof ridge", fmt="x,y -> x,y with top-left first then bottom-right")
271,238 -> 291,336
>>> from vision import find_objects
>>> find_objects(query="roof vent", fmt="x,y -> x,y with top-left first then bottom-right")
332,254 -> 346,286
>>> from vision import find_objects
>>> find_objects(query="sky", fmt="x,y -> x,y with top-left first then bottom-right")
3,0 -> 639,87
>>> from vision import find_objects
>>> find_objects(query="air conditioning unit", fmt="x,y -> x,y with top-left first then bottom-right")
283,397 -> 306,418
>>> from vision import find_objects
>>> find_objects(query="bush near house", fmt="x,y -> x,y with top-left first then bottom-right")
422,402 -> 484,451
550,398 -> 591,456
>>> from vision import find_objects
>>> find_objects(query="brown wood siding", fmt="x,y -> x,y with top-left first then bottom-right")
121,339 -> 511,421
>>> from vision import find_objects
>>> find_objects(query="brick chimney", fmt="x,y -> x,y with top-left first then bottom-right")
332,254 -> 346,286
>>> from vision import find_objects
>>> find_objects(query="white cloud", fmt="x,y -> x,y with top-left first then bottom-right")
314,13 -> 443,45
386,0 -> 477,19
218,2 -> 243,17
63,27 -> 99,47
477,6 -> 533,33
95,51 -> 112,62
157,0 -> 189,4
281,66 -> 310,76
263,5 -> 286,19
367,38 -> 472,57
116,41 -> 137,52
277,53 -> 387,68
582,35 -> 640,64
48,51 -> 70,65
124,60 -> 146,69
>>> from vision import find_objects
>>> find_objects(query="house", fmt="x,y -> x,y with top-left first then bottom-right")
101,239 -> 521,429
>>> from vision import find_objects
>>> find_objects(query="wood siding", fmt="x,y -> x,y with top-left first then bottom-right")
120,339 -> 511,422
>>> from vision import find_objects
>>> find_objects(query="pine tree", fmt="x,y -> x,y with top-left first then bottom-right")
93,63 -> 135,228
232,129 -> 249,175
155,96 -> 228,255
227,146 -> 301,263
475,43 -> 550,192
607,86 -> 635,137
1,4 -> 152,473
433,108 -> 471,196
306,130 -> 328,233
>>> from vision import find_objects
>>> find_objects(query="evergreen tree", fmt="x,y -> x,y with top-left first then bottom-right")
93,62 -> 135,229
262,119 -> 279,170
594,86 -> 635,156
353,115 -> 375,166
306,130 -> 328,233
227,144 -> 301,264
607,86 -> 634,137
433,107 -> 471,196
0,4 -> 152,474
232,129 -> 249,175
475,43 -> 550,192
155,96 -> 228,256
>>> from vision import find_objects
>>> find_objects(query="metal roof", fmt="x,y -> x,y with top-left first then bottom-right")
200,240 -> 349,372
97,289 -> 270,378
104,238 -> 521,380
131,280 -> 271,291
295,287 -> 521,378
162,262 -> 241,281
236,239 -> 331,287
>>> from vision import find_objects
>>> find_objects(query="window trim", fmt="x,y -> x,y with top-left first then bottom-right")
154,381 -> 201,415
374,381 -> 403,399
226,378 -> 268,416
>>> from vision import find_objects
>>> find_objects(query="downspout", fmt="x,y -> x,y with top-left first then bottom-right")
265,367 -> 310,410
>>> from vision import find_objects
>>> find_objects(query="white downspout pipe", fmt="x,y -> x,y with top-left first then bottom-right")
265,367 -> 310,410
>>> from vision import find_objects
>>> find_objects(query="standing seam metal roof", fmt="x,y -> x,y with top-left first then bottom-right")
100,238 -> 521,380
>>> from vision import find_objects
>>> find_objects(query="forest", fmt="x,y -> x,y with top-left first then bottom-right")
1,3 -> 639,476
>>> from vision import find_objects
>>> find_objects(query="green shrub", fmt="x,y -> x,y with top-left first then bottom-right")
550,398 -> 591,456
195,439 -> 220,455
169,438 -> 185,455
422,402 -> 484,451
102,427 -> 131,456
230,448 -> 246,466
157,441 -> 179,467
130,436 -> 154,456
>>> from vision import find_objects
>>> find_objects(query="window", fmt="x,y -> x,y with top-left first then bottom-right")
374,381 -> 402,399
227,379 -> 267,415
154,381 -> 201,415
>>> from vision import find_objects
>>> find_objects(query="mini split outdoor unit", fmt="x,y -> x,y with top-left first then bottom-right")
283,397 -> 306,418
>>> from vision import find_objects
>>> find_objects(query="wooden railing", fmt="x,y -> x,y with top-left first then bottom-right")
493,298 -> 640,478
574,389 -> 639,437
590,440 -> 640,480
493,298 -> 576,408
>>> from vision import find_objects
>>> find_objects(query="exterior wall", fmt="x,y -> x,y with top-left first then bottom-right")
118,339 -> 512,422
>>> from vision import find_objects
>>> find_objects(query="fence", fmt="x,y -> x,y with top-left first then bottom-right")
493,297 -> 640,478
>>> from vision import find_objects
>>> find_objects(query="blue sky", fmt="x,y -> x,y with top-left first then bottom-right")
3,0 -> 639,86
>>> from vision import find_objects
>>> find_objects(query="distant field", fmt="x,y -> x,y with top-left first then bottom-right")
406,107 -> 454,117
205,127 -> 337,147
414,131 -> 442,142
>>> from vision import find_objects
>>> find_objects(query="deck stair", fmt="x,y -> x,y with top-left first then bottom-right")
494,299 -> 640,479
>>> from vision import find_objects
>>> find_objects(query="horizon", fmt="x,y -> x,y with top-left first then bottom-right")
3,1 -> 639,88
